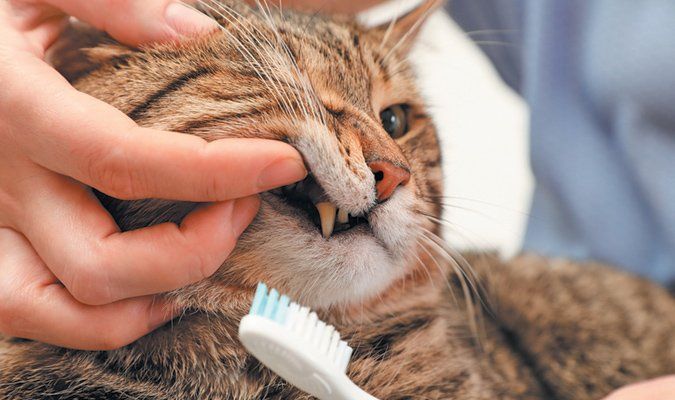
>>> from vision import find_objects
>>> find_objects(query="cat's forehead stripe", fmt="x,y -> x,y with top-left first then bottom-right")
127,67 -> 214,121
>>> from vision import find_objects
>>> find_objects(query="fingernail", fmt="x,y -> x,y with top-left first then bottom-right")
165,2 -> 220,37
230,196 -> 261,237
148,299 -> 181,331
258,157 -> 307,191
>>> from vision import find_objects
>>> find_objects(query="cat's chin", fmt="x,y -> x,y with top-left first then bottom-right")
220,187 -> 425,309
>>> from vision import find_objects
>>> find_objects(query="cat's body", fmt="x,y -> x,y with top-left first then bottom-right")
1,1 -> 673,399
1,254 -> 674,399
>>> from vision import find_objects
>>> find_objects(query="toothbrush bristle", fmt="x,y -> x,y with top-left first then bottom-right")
249,282 -> 268,316
248,282 -> 353,372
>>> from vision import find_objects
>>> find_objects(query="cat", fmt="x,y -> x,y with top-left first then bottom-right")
1,1 -> 673,399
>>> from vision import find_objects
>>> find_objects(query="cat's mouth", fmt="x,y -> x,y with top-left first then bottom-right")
269,174 -> 369,238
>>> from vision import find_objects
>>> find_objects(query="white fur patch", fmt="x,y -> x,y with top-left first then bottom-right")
243,186 -> 423,309
293,120 -> 377,215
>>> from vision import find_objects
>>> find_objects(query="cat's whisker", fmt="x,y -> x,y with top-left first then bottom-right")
422,228 -> 492,318
421,227 -> 481,289
415,238 -> 461,306
419,196 -> 521,225
206,0 -> 311,125
204,1 -> 301,121
254,0 -> 327,127
381,3 -> 437,65
412,250 -> 438,290
464,28 -> 518,37
469,40 -> 518,48
196,1 -> 294,119
417,210 -> 495,252
417,229 -> 485,345
377,10 -> 400,53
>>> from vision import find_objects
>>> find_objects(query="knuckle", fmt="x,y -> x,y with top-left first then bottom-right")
0,283 -> 37,339
197,172 -> 226,202
64,252 -> 113,306
0,193 -> 19,228
180,241 -> 211,283
193,251 -> 219,282
104,0 -> 133,8
166,224 -> 220,283
68,280 -> 108,306
99,0 -> 134,18
84,146 -> 143,200
95,327 -> 133,350
0,294 -> 23,337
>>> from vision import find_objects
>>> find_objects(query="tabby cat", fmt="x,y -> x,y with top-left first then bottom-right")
1,1 -> 673,399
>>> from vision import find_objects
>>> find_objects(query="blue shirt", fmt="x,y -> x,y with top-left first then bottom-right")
447,1 -> 675,285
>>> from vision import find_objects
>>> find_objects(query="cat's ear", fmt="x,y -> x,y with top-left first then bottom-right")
365,0 -> 443,54
47,21 -> 134,83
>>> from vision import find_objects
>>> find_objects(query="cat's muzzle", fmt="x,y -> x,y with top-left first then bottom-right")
269,174 -> 368,238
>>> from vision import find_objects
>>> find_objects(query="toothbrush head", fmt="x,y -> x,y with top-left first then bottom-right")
239,283 -> 356,399
244,282 -> 353,371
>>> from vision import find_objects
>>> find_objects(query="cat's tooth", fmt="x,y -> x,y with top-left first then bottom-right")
316,202 -> 337,238
337,208 -> 349,224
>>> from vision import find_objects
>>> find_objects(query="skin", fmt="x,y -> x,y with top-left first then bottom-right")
0,0 -> 307,350
603,376 -> 675,400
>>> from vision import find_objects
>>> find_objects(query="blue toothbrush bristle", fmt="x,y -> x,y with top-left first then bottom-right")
250,282 -> 268,315
249,283 -> 289,324
245,282 -> 353,371
263,289 -> 279,318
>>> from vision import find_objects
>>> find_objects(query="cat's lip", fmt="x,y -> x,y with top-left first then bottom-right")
269,174 -> 368,237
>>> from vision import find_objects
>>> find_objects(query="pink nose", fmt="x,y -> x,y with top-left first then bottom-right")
368,161 -> 411,201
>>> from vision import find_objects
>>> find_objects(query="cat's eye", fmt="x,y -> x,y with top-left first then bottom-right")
380,105 -> 410,139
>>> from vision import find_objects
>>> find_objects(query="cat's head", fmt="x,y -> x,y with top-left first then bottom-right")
51,0 -> 444,310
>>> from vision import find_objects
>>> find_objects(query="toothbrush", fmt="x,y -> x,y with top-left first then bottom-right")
238,283 -> 378,400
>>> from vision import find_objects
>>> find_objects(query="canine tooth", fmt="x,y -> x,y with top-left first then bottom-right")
337,208 -> 349,224
316,202 -> 337,238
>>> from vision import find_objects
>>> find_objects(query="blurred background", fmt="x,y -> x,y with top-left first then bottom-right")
361,1 -> 532,257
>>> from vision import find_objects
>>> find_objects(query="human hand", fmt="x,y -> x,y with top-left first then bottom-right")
603,376 -> 675,400
0,0 -> 306,350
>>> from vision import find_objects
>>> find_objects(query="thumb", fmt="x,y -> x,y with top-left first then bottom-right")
43,0 -> 219,46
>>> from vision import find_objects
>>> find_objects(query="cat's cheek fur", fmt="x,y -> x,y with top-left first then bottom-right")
368,187 -> 422,259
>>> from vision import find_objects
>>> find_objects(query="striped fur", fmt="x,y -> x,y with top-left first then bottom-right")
1,1 -> 673,399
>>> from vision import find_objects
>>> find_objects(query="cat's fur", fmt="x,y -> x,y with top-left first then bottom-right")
1,1 -> 673,399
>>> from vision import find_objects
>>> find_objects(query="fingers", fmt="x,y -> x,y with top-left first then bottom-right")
2,1 -> 68,51
43,0 -> 219,46
14,170 -> 260,305
2,53 -> 306,202
0,228 -> 179,350
604,376 -> 675,400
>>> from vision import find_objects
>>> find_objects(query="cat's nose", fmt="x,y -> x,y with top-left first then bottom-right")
368,161 -> 411,201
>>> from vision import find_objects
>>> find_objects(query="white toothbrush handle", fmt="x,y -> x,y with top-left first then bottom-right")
289,364 -> 378,400
240,315 -> 380,400
331,377 -> 378,400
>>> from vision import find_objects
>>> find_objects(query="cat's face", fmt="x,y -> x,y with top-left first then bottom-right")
55,0 -> 443,309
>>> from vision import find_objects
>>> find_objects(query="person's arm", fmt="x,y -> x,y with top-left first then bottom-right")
0,0 -> 306,350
